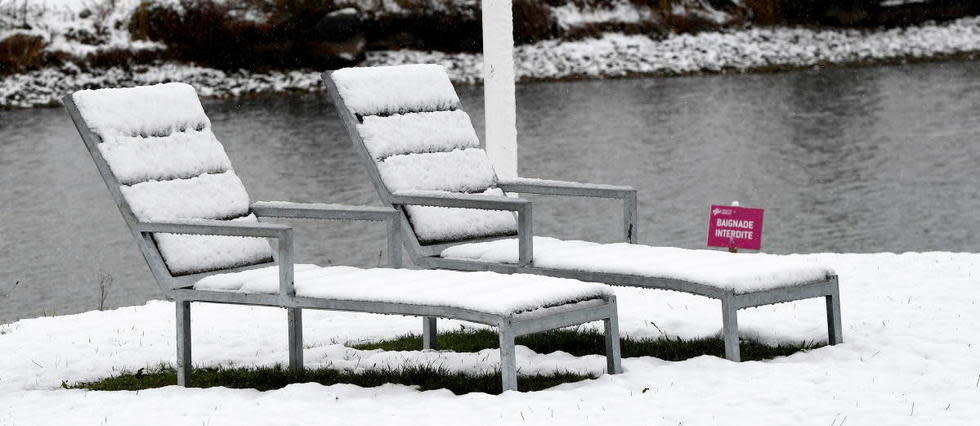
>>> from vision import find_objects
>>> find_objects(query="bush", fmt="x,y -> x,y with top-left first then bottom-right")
365,2 -> 484,52
0,34 -> 46,75
513,0 -> 556,45
130,0 -> 362,70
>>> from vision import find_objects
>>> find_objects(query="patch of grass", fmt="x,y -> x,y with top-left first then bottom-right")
353,328 -> 819,362
70,364 -> 594,395
70,328 -> 817,394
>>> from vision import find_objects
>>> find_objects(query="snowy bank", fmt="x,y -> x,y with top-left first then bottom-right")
4,14 -> 980,109
2,252 -> 980,424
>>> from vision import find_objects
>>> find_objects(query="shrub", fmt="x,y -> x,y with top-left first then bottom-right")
130,0 -> 362,70
0,33 -> 46,75
513,0 -> 556,45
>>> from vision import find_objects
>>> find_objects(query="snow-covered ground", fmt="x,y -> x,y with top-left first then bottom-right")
2,251 -> 979,424
4,13 -> 980,108
0,0 -> 165,56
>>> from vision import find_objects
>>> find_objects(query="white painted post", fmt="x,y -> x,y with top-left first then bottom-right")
482,0 -> 518,179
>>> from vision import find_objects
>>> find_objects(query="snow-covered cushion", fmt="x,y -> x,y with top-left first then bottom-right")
331,64 -> 461,116
441,237 -> 837,294
332,65 -> 519,244
405,188 -> 518,244
194,264 -> 612,316
378,148 -> 498,194
73,82 -> 210,138
358,110 -> 480,160
120,170 -> 251,221
72,83 -> 273,276
97,128 -> 233,185
154,214 -> 275,276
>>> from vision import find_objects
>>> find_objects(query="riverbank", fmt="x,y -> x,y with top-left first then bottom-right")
3,14 -> 980,109
2,252 -> 979,424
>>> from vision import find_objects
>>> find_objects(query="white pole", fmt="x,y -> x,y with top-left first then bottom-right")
482,0 -> 518,179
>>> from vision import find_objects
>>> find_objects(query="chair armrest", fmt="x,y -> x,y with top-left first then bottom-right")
389,191 -> 534,266
251,201 -> 402,268
251,201 -> 397,222
136,220 -> 292,238
497,177 -> 638,244
389,190 -> 529,211
135,220 -> 296,299
497,177 -> 635,199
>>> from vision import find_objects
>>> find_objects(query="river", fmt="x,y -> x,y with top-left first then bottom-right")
1,60 -> 979,322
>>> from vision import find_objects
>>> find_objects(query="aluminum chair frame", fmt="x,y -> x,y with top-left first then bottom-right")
323,70 -> 843,362
64,94 -> 622,392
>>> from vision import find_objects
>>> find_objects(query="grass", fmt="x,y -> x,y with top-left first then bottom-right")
70,364 -> 594,395
72,328 -> 818,394
352,328 -> 819,362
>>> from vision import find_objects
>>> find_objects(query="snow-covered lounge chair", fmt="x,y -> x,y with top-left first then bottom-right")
62,83 -> 622,391
323,65 -> 843,361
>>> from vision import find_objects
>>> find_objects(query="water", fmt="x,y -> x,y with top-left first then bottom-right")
2,60 -> 979,322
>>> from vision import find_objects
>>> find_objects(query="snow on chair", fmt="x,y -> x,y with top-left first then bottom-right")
324,64 -> 844,362
63,82 -> 622,391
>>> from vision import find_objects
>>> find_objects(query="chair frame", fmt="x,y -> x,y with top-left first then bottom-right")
64,94 -> 622,392
323,70 -> 843,362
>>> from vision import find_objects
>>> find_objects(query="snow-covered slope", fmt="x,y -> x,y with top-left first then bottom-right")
1,252 -> 979,424
5,14 -> 980,109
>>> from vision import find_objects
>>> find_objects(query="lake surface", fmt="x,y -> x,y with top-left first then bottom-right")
2,60 -> 979,322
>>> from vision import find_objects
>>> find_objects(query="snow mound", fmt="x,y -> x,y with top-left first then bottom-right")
442,237 -> 836,293
195,264 -> 612,316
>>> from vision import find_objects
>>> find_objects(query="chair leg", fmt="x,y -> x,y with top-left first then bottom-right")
603,300 -> 623,374
175,300 -> 192,387
498,327 -> 518,392
721,297 -> 741,362
826,291 -> 843,345
287,308 -> 303,373
422,317 -> 438,350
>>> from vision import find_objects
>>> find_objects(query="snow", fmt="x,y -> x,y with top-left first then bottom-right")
2,252 -> 980,424
552,0 -> 653,30
7,16 -> 980,108
71,81 -> 275,275
442,237 -> 836,294
0,0 -> 165,57
330,64 -> 461,116
72,83 -> 211,138
377,148 -> 497,194
358,110 -> 481,160
98,128 -> 233,185
117,167 -> 275,276
195,265 -> 612,316
404,188 -> 519,244
154,214 -> 275,276
366,16 -> 980,83
120,170 -> 251,221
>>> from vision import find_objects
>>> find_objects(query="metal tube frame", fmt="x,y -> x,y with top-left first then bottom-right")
65,91 -> 622,392
322,70 -> 844,362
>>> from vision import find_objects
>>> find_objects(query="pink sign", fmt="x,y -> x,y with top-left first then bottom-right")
707,205 -> 765,251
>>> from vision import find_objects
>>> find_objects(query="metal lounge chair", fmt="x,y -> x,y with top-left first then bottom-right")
322,64 -> 843,362
63,83 -> 622,392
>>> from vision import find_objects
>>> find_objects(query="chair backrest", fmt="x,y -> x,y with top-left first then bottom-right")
326,65 -> 518,248
65,83 -> 274,285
